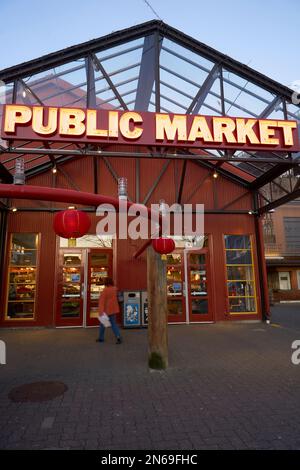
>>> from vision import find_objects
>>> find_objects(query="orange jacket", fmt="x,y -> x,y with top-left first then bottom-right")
99,286 -> 120,316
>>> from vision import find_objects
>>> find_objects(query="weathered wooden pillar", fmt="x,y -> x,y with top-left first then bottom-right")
147,245 -> 168,369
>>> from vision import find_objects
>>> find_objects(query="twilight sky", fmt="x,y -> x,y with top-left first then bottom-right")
0,0 -> 299,89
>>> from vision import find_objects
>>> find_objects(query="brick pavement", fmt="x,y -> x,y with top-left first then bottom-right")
1,305 -> 300,450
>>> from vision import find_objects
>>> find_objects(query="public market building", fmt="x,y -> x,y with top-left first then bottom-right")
0,21 -> 299,328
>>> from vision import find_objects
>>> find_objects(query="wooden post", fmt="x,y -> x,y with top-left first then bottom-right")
147,245 -> 168,369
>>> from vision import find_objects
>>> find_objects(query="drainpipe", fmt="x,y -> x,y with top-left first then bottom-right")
0,208 -> 8,299
253,192 -> 270,322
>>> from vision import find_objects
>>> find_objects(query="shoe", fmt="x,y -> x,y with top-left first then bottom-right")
116,337 -> 122,344
96,339 -> 104,343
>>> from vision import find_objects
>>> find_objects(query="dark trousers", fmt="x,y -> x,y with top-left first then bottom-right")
99,314 -> 121,341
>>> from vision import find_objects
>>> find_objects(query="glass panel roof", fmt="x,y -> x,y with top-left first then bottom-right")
22,60 -> 87,107
0,22 -> 299,186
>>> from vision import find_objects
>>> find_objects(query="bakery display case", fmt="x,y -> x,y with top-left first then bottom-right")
61,253 -> 82,318
6,233 -> 39,320
88,252 -> 111,321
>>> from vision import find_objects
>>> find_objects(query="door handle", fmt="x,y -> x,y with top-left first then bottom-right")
81,283 -> 85,297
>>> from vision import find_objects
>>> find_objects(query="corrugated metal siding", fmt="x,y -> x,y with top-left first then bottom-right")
0,153 -> 262,326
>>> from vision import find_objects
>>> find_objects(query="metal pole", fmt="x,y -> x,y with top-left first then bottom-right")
0,209 -> 8,298
253,191 -> 270,321
155,30 -> 161,113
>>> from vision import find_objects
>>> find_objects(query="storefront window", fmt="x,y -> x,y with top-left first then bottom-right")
173,235 -> 208,249
89,253 -> 110,319
59,235 -> 113,248
167,253 -> 183,316
5,233 -> 39,320
224,235 -> 257,314
61,253 -> 82,318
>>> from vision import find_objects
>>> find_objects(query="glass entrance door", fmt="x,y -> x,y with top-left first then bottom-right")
56,249 -> 84,327
56,248 -> 113,327
187,249 -> 213,322
86,249 -> 113,326
166,252 -> 186,323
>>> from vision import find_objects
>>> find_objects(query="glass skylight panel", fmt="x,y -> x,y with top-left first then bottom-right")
95,88 -> 117,109
97,46 -> 143,76
162,39 -> 215,73
159,66 -> 199,98
0,83 -> 13,137
160,83 -> 192,111
115,77 -> 138,95
22,61 -> 87,107
267,106 -> 286,120
156,92 -> 183,114
96,38 -> 144,63
286,103 -> 300,121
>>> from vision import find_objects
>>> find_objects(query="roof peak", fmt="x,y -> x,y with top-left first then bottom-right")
0,20 -> 296,102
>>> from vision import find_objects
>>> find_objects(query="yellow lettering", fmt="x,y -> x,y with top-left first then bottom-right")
4,105 -> 32,133
86,109 -> 108,137
119,112 -> 143,140
108,111 -> 119,138
236,118 -> 260,144
59,108 -> 85,136
188,116 -> 213,142
277,120 -> 297,146
32,106 -> 58,135
259,120 -> 279,145
213,117 -> 236,143
156,114 -> 187,142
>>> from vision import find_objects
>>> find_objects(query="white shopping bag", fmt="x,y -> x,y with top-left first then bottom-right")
98,313 -> 111,328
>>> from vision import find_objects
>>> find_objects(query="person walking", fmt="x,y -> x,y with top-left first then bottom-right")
97,278 -> 122,344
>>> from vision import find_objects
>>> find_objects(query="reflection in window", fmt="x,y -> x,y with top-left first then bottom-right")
61,253 -> 81,318
89,253 -> 110,319
167,254 -> 182,298
189,253 -> 208,315
168,299 -> 183,316
59,235 -> 113,248
224,235 -> 257,314
6,233 -> 39,320
192,298 -> 208,314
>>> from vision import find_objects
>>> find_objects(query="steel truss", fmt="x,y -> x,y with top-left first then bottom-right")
0,20 -> 299,212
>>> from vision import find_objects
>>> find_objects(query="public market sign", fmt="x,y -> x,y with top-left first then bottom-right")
1,104 -> 299,152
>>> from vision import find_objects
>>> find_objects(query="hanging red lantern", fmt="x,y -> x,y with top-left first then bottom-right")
152,237 -> 175,258
53,208 -> 91,246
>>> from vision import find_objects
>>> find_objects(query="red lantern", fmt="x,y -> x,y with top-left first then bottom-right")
152,237 -> 175,256
53,209 -> 91,241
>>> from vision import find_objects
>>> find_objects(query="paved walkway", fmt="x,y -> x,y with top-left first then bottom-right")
1,305 -> 300,450
271,302 -> 300,331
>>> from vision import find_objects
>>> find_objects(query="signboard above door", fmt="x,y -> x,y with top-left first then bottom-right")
1,104 -> 299,153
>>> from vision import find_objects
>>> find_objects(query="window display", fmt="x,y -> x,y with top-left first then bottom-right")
189,253 -> 208,315
89,253 -> 110,319
224,235 -> 257,314
61,254 -> 81,318
6,233 -> 39,320
167,254 -> 183,316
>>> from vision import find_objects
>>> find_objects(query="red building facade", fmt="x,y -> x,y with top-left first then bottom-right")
0,155 -> 267,327
0,21 -> 299,328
